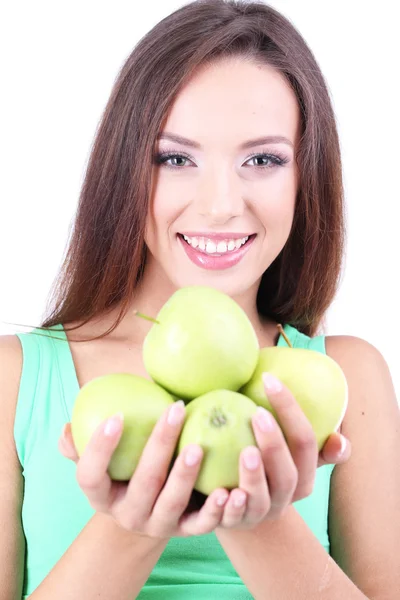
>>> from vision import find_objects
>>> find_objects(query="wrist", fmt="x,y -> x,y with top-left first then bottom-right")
94,512 -> 170,552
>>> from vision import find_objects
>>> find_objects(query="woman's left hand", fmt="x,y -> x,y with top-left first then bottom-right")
214,372 -> 351,530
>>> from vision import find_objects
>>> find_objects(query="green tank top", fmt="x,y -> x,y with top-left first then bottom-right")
14,322 -> 335,599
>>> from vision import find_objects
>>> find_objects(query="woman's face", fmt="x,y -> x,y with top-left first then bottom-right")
145,56 -> 300,300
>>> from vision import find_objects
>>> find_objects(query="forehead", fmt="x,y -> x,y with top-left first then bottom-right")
161,57 -> 300,147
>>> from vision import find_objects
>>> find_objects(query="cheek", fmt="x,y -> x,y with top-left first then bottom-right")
252,176 -> 297,233
145,184 -> 185,249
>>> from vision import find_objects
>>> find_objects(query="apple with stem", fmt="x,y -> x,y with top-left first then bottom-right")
240,325 -> 348,450
136,286 -> 259,401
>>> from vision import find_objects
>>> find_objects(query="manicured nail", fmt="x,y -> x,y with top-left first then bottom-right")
216,492 -> 229,506
243,447 -> 260,470
233,491 -> 246,508
338,435 -> 347,457
255,406 -> 276,432
184,445 -> 202,466
262,372 -> 283,394
167,400 -> 185,426
104,413 -> 124,437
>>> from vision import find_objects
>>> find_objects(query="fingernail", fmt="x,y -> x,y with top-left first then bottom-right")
255,406 -> 276,432
243,447 -> 260,470
338,436 -> 347,457
184,445 -> 202,466
104,413 -> 124,437
262,372 -> 283,394
167,400 -> 185,426
216,492 -> 229,506
233,491 -> 246,508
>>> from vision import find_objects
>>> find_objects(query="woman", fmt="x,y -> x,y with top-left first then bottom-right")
1,1 -> 399,598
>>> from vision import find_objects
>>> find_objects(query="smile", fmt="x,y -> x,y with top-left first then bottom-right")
181,234 -> 250,255
177,232 -> 256,270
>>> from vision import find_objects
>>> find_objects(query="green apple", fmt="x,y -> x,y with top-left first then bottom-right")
71,373 -> 174,480
177,390 -> 259,495
240,346 -> 348,450
141,286 -> 259,400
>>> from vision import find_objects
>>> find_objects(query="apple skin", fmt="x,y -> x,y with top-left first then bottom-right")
71,373 -> 175,480
177,390 -> 259,495
142,286 -> 259,401
240,347 -> 348,450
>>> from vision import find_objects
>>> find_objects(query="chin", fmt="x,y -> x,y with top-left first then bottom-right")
167,267 -> 258,299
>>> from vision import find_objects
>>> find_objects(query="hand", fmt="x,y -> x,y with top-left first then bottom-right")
215,372 -> 351,530
59,401 -> 230,540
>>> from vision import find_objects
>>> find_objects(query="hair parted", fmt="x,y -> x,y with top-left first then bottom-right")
24,0 -> 346,341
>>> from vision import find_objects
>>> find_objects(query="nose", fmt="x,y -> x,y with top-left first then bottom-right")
195,167 -> 244,225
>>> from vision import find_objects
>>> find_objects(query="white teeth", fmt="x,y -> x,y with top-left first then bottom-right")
216,241 -> 227,253
182,235 -> 250,254
205,241 -> 217,254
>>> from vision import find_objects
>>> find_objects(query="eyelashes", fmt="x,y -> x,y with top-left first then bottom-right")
153,149 -> 290,171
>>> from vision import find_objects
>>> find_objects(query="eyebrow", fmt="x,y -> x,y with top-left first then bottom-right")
157,132 -> 294,150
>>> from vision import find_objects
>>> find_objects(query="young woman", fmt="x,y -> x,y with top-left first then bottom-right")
1,1 -> 399,599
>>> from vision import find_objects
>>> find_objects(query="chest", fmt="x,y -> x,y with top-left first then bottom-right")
67,337 -> 150,389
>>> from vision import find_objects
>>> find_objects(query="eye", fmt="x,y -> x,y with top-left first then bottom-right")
153,150 -> 290,170
154,151 -> 194,169
245,152 -> 290,169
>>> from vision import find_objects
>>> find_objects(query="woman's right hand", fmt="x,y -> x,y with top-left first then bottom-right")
58,400 -> 230,540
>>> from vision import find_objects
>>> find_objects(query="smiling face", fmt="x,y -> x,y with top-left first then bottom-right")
144,56 -> 301,302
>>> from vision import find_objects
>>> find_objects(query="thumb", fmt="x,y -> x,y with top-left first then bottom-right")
58,423 -> 80,463
318,431 -> 351,467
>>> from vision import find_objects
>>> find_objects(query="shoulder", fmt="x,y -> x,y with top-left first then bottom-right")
0,334 -> 23,384
0,335 -> 23,464
324,333 -> 397,427
324,334 -> 395,409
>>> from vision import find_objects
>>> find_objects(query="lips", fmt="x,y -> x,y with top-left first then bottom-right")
178,233 -> 256,270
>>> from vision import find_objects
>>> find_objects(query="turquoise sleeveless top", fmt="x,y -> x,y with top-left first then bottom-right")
14,323 -> 335,599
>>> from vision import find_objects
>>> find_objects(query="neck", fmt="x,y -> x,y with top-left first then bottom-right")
116,261 -> 278,347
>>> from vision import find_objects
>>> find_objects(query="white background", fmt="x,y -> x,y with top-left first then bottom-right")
1,1 -> 399,399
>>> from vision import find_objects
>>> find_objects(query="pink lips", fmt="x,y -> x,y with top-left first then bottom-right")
178,233 -> 256,270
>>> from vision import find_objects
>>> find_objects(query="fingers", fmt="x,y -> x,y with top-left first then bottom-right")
178,488 -> 229,536
58,423 -> 79,462
251,405 -> 299,514
150,443 -> 205,532
235,447 -> 270,525
318,432 -> 351,466
122,401 -> 186,525
262,373 -> 318,503
75,414 -> 124,512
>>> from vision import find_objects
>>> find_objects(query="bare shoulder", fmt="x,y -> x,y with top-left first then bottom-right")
324,334 -> 400,597
0,335 -> 26,598
0,334 -> 24,454
325,333 -> 398,423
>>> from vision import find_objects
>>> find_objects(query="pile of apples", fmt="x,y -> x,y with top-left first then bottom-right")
71,286 -> 348,495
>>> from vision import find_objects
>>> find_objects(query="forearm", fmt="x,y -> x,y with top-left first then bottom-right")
216,506 -> 368,600
29,512 -> 168,600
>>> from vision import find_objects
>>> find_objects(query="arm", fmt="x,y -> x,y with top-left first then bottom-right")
0,336 -> 25,600
29,513 -> 168,600
216,505 -> 368,599
0,335 -> 167,600
215,335 -> 400,600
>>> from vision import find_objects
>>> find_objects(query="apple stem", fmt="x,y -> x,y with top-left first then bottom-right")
133,310 -> 160,325
277,323 -> 293,348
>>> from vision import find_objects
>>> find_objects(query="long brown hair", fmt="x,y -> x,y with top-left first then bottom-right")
18,0 -> 346,341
